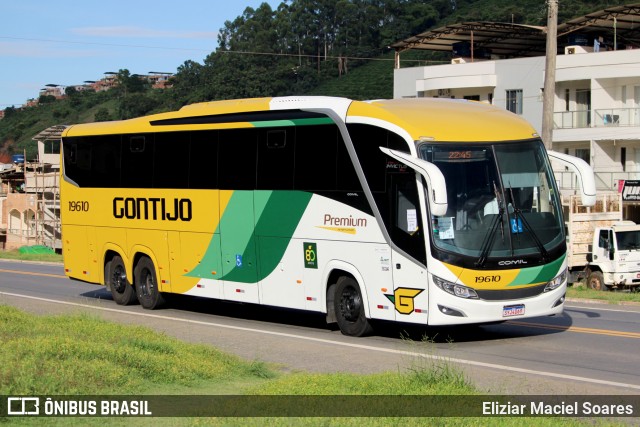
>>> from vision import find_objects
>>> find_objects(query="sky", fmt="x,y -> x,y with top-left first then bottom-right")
0,0 -> 281,108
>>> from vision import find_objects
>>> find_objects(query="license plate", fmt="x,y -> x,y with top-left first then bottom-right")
503,304 -> 525,317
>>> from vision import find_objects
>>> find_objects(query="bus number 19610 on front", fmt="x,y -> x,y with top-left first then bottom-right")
475,275 -> 501,283
69,201 -> 89,212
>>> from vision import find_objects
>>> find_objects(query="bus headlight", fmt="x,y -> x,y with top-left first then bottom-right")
433,275 -> 478,299
544,268 -> 567,292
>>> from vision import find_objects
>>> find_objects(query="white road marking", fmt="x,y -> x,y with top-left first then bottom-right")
2,290 -> 640,391
565,304 -> 640,314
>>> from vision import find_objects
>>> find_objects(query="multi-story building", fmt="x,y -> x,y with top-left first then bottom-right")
392,4 -> 640,216
147,71 -> 174,89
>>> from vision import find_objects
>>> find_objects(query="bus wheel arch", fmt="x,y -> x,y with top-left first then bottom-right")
324,263 -> 371,320
333,275 -> 373,337
133,254 -> 166,309
104,251 -> 137,305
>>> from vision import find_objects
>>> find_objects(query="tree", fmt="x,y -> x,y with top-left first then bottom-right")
3,106 -> 17,119
116,69 -> 147,95
117,95 -> 155,120
94,108 -> 111,122
38,95 -> 56,104
170,60 -> 207,105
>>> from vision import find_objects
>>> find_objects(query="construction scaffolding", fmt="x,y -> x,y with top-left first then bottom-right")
25,162 -> 61,250
30,125 -> 65,250
0,125 -> 64,251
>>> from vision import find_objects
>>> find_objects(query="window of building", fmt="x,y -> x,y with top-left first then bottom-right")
621,147 -> 627,172
575,148 -> 590,165
44,140 -> 61,154
506,89 -> 523,115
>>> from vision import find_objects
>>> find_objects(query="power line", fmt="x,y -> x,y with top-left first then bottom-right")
0,35 -> 435,63
0,35 -> 210,53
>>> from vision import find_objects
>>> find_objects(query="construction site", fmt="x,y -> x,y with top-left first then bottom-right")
0,125 -> 63,251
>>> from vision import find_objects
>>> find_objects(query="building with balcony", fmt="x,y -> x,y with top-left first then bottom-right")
392,4 -> 640,216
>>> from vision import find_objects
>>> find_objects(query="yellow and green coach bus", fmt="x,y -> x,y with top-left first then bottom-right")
60,96 -> 595,336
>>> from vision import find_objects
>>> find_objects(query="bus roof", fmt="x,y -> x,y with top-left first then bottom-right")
350,98 -> 537,142
63,96 -> 538,142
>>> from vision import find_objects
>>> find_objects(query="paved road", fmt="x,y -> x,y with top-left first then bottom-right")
1,259 -> 640,395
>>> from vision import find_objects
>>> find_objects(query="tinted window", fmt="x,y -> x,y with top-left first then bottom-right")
154,132 -> 189,189
348,124 -> 424,263
189,130 -> 218,189
294,125 -> 338,191
218,128 -> 257,190
121,134 -> 153,188
63,135 -> 121,187
257,128 -> 294,190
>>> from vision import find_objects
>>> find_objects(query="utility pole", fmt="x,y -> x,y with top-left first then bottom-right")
541,0 -> 558,150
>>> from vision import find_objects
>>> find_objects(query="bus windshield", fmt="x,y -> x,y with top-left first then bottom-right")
419,139 -> 564,264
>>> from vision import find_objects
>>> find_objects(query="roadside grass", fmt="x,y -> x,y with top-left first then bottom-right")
0,306 -> 620,426
0,249 -> 62,263
0,305 -> 275,397
567,284 -> 640,304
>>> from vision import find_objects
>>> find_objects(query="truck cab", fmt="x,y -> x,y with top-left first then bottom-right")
587,221 -> 640,291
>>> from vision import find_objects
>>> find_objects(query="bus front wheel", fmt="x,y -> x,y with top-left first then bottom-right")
334,276 -> 373,337
134,257 -> 165,309
106,255 -> 136,305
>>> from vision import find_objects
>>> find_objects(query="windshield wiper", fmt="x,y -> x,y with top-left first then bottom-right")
508,185 -> 549,262
476,181 -> 505,268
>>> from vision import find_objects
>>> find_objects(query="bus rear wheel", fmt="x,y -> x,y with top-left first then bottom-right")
334,276 -> 373,337
587,271 -> 608,291
134,257 -> 165,309
106,255 -> 136,305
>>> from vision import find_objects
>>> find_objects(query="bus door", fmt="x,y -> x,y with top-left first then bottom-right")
219,190 -> 259,303
380,147 -> 447,324
387,170 -> 430,322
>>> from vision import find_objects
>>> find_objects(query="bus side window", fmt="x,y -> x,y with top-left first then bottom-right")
154,132 -> 189,189
189,130 -> 219,189
122,134 -> 153,188
218,128 -> 257,190
348,123 -> 425,264
294,124 -> 338,191
257,128 -> 294,190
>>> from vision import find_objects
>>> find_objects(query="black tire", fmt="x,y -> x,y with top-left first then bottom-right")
333,276 -> 373,337
134,257 -> 165,309
106,255 -> 137,305
587,271 -> 608,291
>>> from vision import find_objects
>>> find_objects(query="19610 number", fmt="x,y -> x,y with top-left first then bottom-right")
475,275 -> 501,283
68,201 -> 89,212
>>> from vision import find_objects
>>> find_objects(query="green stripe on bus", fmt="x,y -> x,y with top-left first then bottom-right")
250,117 -> 333,128
186,190 -> 312,283
507,254 -> 565,286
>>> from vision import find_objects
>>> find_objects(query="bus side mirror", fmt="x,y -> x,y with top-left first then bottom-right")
379,147 -> 448,216
547,150 -> 596,207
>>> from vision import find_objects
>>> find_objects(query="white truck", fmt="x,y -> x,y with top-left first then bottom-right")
565,193 -> 640,291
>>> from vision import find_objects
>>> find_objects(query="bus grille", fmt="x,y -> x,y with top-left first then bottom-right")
475,283 -> 548,301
